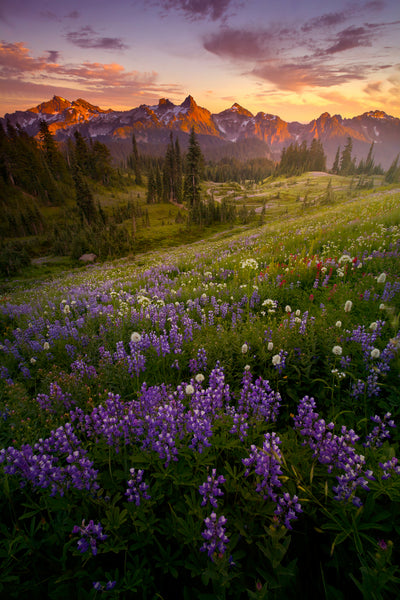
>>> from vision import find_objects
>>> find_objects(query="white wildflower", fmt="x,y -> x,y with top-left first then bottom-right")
241,343 -> 248,354
185,384 -> 195,395
43,342 -> 50,350
377,273 -> 386,284
267,342 -> 274,351
195,373 -> 205,383
344,300 -> 353,313
369,322 -> 378,331
370,348 -> 380,359
272,354 -> 281,366
332,345 -> 343,356
335,321 -> 342,328
130,332 -> 141,343
240,258 -> 259,269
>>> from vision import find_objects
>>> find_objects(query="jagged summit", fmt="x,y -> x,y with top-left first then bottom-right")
230,103 -> 254,117
29,95 -> 71,114
180,95 -> 197,109
158,98 -> 175,109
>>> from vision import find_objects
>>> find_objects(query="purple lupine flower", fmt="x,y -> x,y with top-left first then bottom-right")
200,512 -> 229,559
72,519 -> 107,556
274,492 -> 302,529
293,395 -> 375,506
238,371 -> 281,423
199,469 -> 226,508
242,432 -> 283,501
364,413 -> 396,448
379,457 -> 400,479
125,468 -> 151,505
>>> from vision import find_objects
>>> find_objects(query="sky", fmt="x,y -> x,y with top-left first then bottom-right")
0,0 -> 399,122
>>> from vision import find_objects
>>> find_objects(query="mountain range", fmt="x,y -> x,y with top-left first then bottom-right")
3,95 -> 400,168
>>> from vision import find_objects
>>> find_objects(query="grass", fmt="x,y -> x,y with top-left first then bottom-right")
0,175 -> 400,598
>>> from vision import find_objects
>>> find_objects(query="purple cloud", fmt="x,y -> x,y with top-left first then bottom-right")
251,60 -> 366,91
46,51 -> 59,64
301,12 -> 347,32
363,80 -> 383,94
203,27 -> 274,61
65,26 -> 129,51
324,26 -> 372,54
156,0 -> 235,21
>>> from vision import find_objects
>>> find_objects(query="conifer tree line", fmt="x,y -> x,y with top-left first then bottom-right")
330,138 -> 384,177
1,118 -> 400,275
276,139 -> 327,176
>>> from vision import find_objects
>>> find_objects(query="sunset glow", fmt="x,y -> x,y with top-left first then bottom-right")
1,0 -> 399,121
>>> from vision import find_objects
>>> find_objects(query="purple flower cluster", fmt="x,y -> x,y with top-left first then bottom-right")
93,581 -> 116,592
125,468 -> 151,505
238,371 -> 281,423
242,432 -> 283,501
274,492 -> 302,530
242,432 -> 302,528
200,512 -> 229,559
72,519 -> 107,556
364,412 -> 396,448
293,396 -> 374,506
36,381 -> 75,413
380,457 -> 400,479
199,469 -> 226,508
189,347 -> 208,375
0,422 -> 99,496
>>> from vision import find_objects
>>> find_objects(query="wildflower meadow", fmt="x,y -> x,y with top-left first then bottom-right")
1,189 -> 400,599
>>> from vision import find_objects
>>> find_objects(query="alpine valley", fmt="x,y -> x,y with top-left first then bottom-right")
2,94 -> 400,168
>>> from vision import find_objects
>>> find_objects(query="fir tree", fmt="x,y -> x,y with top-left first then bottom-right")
340,137 -> 354,175
72,165 -> 97,225
385,155 -> 400,183
365,142 -> 375,175
184,127 -> 203,210
38,120 -> 68,180
332,146 -> 340,174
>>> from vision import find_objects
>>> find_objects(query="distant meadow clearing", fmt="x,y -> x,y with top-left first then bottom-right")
1,187 -> 400,599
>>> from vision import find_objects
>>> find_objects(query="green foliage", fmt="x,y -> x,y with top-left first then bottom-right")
0,241 -> 31,276
277,139 -> 327,177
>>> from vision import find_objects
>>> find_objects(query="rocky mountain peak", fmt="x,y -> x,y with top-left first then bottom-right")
230,103 -> 253,117
158,98 -> 175,110
29,95 -> 71,114
181,95 -> 197,110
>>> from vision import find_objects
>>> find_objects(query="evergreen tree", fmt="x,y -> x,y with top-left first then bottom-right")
184,127 -> 203,211
146,169 -> 156,204
91,141 -> 113,185
162,133 -> 183,203
332,146 -> 340,174
73,131 -> 91,173
72,165 -> 97,225
155,167 -> 163,202
365,142 -> 375,175
385,155 -> 400,183
38,120 -> 68,180
340,137 -> 354,175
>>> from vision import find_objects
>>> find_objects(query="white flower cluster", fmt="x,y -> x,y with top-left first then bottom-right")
262,298 -> 278,314
240,258 -> 259,270
332,345 -> 343,356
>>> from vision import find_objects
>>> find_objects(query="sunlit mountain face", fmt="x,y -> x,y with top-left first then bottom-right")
3,95 -> 400,169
